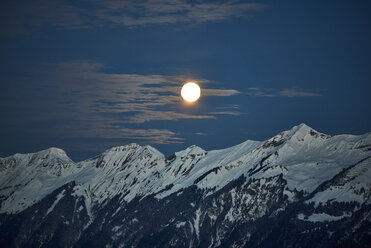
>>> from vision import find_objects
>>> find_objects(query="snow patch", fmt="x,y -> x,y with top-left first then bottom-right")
298,213 -> 351,222
193,208 -> 201,239
176,221 -> 186,228
46,189 -> 66,216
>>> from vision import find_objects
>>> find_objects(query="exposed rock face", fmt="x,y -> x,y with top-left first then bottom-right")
0,124 -> 370,247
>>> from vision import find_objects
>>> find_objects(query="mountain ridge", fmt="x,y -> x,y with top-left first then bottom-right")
0,123 -> 325,163
0,123 -> 370,247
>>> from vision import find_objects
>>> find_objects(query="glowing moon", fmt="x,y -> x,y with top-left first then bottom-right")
181,82 -> 201,103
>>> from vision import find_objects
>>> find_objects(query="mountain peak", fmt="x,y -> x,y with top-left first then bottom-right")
175,145 -> 206,158
261,123 -> 328,150
33,147 -> 73,165
92,143 -> 164,168
106,143 -> 141,152
288,123 -> 329,140
42,147 -> 69,157
291,123 -> 312,132
104,143 -> 163,157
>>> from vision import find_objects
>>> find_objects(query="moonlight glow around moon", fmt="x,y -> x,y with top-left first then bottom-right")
181,82 -> 201,103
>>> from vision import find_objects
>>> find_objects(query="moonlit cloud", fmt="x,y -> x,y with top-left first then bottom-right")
0,0 -> 91,35
60,124 -> 185,145
0,60 -> 240,146
207,111 -> 242,116
246,88 -> 322,97
195,132 -> 207,136
246,88 -> 277,97
95,0 -> 265,27
0,0 -> 266,35
125,110 -> 216,124
203,88 -> 240,96
278,88 -> 322,97
39,61 -> 238,122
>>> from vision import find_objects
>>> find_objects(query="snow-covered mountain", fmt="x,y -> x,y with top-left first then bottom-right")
0,124 -> 370,247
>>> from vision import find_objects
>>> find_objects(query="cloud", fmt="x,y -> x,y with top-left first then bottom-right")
37,60 -> 237,123
246,88 -> 322,97
0,0 -> 266,34
278,89 -> 322,97
61,124 -> 185,145
95,0 -> 266,27
203,88 -> 240,96
124,110 -> 216,124
0,0 -> 92,35
216,104 -> 240,109
195,132 -> 207,136
207,111 -> 242,116
1,60 -> 240,146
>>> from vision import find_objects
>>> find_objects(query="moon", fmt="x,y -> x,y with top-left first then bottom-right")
181,82 -> 201,103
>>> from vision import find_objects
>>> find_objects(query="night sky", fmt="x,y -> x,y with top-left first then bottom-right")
1,0 -> 370,161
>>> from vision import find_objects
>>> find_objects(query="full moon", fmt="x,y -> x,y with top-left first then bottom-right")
181,82 -> 201,103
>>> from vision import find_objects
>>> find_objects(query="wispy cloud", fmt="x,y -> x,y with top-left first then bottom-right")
195,132 -> 207,136
246,87 -> 322,97
207,111 -> 242,116
278,88 -> 322,97
59,124 -> 185,145
216,104 -> 240,110
246,88 -> 276,97
39,60 -> 238,123
0,0 -> 266,34
0,0 -> 92,35
1,60 -> 240,145
95,0 -> 265,27
203,88 -> 240,96
124,110 -> 216,124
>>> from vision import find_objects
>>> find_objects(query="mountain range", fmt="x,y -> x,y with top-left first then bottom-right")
0,123 -> 370,247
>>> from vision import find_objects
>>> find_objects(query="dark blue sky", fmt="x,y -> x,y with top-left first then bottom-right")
1,0 -> 370,161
